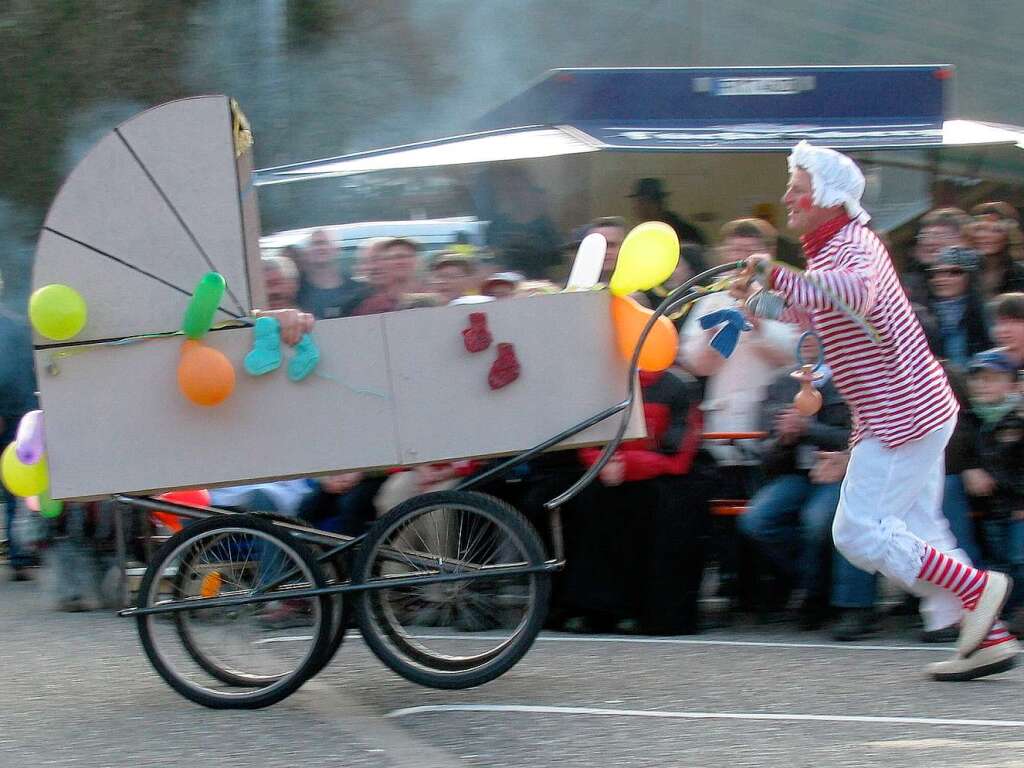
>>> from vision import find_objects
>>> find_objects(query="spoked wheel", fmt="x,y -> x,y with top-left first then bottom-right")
136,515 -> 331,709
353,490 -> 550,689
249,513 -> 354,678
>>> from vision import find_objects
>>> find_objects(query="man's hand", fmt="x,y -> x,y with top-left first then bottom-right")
963,468 -> 997,497
774,408 -> 808,444
320,472 -> 364,495
810,451 -> 849,484
599,455 -> 626,487
255,309 -> 314,345
745,253 -> 773,282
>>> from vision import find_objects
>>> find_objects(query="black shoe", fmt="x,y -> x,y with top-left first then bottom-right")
11,567 -> 35,582
831,609 -> 878,641
920,624 -> 959,643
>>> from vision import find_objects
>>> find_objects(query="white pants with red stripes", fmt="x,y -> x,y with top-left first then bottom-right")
832,416 -> 963,631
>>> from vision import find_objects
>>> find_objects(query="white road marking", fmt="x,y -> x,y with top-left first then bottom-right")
252,635 -> 313,645
366,631 -> 974,654
267,630 -> 999,655
387,703 -> 1024,729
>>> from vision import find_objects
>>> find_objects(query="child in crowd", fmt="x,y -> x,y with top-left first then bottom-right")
964,350 -> 1024,632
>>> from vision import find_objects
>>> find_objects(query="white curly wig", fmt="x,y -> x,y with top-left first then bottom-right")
788,141 -> 869,223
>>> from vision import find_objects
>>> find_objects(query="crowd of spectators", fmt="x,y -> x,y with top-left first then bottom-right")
3,176 -> 1023,646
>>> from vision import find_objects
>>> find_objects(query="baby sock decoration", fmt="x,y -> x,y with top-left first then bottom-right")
288,333 -> 321,382
488,342 -> 520,390
461,311 -> 519,390
462,312 -> 492,353
698,308 -> 752,359
244,316 -> 283,376
245,318 -> 320,382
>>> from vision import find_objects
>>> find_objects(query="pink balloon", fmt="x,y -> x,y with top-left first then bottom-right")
15,410 -> 45,465
26,495 -> 40,513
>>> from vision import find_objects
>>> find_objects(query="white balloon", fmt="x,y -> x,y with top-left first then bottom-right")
565,233 -> 606,291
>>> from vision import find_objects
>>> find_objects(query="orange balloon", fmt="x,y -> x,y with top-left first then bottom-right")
177,340 -> 235,406
610,295 -> 679,372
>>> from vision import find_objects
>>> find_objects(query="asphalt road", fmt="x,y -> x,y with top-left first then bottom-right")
3,575 -> 1023,768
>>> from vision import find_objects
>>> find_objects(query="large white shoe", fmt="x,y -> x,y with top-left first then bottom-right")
928,638 -> 1020,682
958,572 -> 1012,657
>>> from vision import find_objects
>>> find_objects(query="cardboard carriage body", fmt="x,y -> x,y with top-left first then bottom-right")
32,96 -> 643,501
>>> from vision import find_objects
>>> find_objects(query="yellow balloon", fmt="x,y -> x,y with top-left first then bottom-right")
29,284 -> 88,341
1,443 -> 49,498
609,222 -> 680,297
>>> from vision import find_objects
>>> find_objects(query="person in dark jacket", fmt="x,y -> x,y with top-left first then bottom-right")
738,334 -> 877,637
923,247 -> 993,369
964,350 -> 1024,630
560,368 -> 712,635
629,178 -> 706,245
0,304 -> 39,580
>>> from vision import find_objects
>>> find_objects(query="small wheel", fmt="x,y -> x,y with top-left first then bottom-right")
248,513 -> 353,678
136,515 -> 331,709
353,490 -> 549,689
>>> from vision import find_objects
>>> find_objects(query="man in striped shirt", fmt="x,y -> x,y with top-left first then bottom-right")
745,141 -> 1017,680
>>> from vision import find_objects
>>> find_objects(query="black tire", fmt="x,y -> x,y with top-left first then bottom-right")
136,514 -> 332,709
353,490 -> 549,689
248,512 -> 353,678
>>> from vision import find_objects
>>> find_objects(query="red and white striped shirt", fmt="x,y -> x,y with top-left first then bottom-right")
771,215 -> 958,449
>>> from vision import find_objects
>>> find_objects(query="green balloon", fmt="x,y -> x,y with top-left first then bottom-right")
38,489 -> 63,519
182,272 -> 226,339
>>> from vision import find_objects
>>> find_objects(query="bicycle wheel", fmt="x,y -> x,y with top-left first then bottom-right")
136,515 -> 331,709
249,512 -> 353,678
353,490 -> 549,689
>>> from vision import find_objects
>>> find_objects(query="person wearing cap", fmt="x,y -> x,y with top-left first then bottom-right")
429,251 -> 479,305
481,272 -> 524,299
991,292 -> 1024,374
923,246 -> 993,369
966,202 -> 1024,299
964,349 -> 1024,634
743,140 -> 1017,680
629,178 -> 706,246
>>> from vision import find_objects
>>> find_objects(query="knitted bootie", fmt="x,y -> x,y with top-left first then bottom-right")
488,342 -> 520,390
287,333 -> 321,382
462,312 -> 493,353
244,316 -> 282,376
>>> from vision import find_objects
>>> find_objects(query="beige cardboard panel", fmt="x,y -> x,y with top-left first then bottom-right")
32,230 -> 204,343
39,294 -> 644,499
237,149 -> 266,311
118,96 -> 251,316
39,315 -> 397,499
385,291 -> 644,464
37,111 -> 241,343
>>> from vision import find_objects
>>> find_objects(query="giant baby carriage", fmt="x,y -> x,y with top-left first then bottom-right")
15,96 -> 751,709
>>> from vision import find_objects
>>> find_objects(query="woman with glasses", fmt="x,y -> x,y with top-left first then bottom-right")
924,247 -> 993,370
